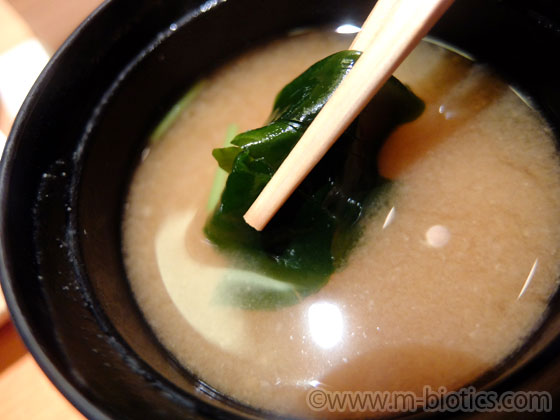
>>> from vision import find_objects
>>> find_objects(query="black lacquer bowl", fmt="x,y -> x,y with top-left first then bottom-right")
1,0 -> 560,418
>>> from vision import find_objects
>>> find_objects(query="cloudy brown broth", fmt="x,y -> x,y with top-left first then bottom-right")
122,32 -> 560,417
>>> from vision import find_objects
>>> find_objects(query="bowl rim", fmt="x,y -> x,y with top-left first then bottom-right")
2,1 -> 560,419
0,1 -> 114,419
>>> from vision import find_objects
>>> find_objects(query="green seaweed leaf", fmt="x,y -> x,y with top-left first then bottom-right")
204,50 -> 424,309
207,124 -> 239,211
150,81 -> 206,144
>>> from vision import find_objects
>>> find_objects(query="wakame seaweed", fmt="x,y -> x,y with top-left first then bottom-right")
204,50 -> 424,309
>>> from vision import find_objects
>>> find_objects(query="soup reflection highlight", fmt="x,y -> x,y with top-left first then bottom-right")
308,302 -> 344,349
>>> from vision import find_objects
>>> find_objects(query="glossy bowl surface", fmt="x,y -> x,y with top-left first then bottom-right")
1,0 -> 560,418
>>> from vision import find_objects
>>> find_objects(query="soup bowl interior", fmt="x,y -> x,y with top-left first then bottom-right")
1,0 -> 560,419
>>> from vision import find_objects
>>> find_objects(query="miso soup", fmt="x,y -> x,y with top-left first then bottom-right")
122,31 -> 560,417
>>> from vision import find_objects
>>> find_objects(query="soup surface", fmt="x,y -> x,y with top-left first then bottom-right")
122,31 -> 560,417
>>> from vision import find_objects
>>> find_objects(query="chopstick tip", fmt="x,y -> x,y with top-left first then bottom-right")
243,207 -> 266,231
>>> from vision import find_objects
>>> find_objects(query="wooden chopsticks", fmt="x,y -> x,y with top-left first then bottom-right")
243,0 -> 454,231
